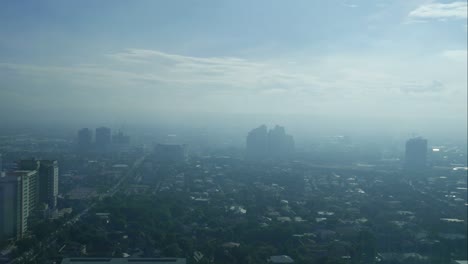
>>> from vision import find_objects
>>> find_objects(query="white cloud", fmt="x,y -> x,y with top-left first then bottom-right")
441,49 -> 468,61
400,80 -> 445,93
409,2 -> 467,19
0,49 -> 465,117
103,49 -> 329,94
344,3 -> 358,8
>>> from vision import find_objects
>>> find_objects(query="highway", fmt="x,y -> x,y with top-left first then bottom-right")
8,155 -> 146,264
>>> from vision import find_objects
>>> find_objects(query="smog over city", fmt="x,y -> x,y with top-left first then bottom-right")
0,1 -> 466,264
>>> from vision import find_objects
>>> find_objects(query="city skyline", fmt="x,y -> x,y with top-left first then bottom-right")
0,2 -> 466,262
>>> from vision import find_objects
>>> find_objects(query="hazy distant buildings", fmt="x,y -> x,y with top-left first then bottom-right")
113,130 -> 130,145
77,128 -> 93,152
246,125 -> 269,160
154,144 -> 187,163
78,127 -> 124,153
96,127 -> 112,150
246,125 -> 295,160
404,137 -> 428,171
268,125 -> 295,159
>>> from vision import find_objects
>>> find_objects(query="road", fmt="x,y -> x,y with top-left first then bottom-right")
8,155 -> 146,264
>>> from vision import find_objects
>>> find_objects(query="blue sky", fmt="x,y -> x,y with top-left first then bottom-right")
0,0 -> 466,135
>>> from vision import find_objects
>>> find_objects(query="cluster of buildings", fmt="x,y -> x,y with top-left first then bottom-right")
77,127 -> 130,153
0,159 -> 58,242
0,126 -> 465,263
186,153 -> 466,262
246,125 -> 295,160
245,126 -> 430,171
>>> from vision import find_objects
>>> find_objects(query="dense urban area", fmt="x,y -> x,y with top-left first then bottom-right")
0,125 -> 466,264
1,0 -> 467,263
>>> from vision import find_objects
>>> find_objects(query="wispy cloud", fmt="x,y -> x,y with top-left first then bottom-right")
441,49 -> 468,61
101,49 -> 329,94
344,3 -> 358,8
0,48 -> 465,116
408,1 -> 467,20
400,80 -> 445,94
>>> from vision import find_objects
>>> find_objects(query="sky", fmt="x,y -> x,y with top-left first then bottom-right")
0,0 -> 466,139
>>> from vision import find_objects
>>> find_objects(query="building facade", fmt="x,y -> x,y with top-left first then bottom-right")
95,127 -> 112,149
0,170 -> 38,241
18,159 -> 59,209
246,125 -> 269,160
38,160 -> 59,209
16,170 -> 38,238
77,128 -> 93,152
246,125 -> 295,160
0,175 -> 21,241
405,137 -> 428,171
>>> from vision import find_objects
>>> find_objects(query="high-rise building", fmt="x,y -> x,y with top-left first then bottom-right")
246,125 -> 269,160
16,171 -> 38,236
38,160 -> 59,209
18,159 -> 59,209
0,170 -> 38,240
0,175 -> 21,241
405,137 -> 428,171
17,159 -> 40,171
268,125 -> 295,159
77,128 -> 93,152
113,131 -> 130,145
246,125 -> 295,160
96,127 -> 112,149
1,159 -> 58,241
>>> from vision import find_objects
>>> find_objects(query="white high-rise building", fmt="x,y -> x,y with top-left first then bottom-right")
0,170 -> 38,241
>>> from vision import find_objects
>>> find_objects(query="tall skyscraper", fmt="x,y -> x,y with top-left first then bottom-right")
0,170 -> 38,240
1,159 -> 59,241
405,137 -> 428,171
18,159 -> 59,209
246,125 -> 295,160
77,128 -> 93,152
268,125 -> 295,159
17,171 -> 38,238
246,125 -> 269,160
112,130 -> 130,145
95,127 -> 112,150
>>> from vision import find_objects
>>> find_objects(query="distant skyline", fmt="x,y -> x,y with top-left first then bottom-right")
0,0 -> 466,139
